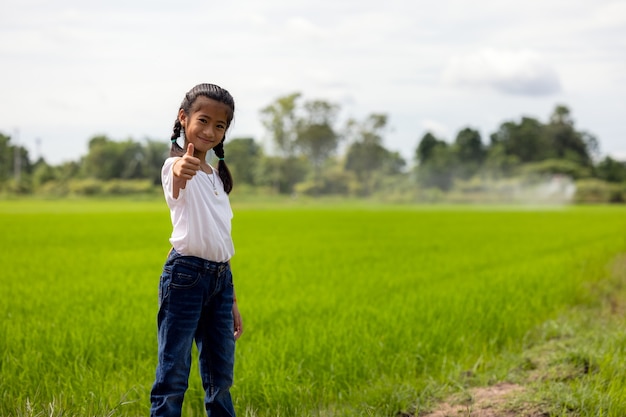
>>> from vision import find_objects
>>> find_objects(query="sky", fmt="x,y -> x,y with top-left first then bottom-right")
1,0 -> 625,165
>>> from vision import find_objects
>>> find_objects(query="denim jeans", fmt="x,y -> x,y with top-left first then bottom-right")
150,248 -> 236,417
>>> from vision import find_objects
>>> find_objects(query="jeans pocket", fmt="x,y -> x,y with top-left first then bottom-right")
170,263 -> 201,289
158,269 -> 171,305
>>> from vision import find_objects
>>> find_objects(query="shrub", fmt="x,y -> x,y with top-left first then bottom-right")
102,179 -> 157,195
574,179 -> 625,203
68,179 -> 104,196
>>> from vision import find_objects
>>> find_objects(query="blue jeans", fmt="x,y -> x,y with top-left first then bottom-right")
150,249 -> 236,417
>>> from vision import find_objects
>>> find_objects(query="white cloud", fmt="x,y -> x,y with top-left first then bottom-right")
442,48 -> 562,96
284,17 -> 327,40
588,1 -> 626,29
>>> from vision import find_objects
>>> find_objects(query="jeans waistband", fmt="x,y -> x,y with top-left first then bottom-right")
168,248 -> 230,274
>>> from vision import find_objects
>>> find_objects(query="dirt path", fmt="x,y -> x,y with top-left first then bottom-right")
410,383 -> 535,417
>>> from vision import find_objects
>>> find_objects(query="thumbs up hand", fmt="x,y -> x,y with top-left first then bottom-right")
186,143 -> 194,157
173,143 -> 201,180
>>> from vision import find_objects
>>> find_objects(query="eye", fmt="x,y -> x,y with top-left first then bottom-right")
216,124 -> 226,130
198,118 -> 208,124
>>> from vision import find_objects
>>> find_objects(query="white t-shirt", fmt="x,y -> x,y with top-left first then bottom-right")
161,157 -> 234,262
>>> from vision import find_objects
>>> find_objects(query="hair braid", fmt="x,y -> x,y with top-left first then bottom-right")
213,140 -> 233,194
170,119 -> 184,156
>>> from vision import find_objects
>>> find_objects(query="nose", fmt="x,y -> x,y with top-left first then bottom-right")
203,125 -> 215,139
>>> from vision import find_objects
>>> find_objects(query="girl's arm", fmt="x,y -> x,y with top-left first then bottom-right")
172,143 -> 200,199
233,290 -> 243,340
230,263 -> 243,340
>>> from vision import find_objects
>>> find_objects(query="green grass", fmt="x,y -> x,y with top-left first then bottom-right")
0,199 -> 625,416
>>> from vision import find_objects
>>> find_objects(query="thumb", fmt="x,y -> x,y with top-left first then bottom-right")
186,143 -> 194,156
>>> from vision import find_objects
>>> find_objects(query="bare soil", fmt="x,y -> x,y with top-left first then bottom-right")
409,383 -> 544,417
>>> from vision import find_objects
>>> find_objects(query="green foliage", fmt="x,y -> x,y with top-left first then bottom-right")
102,179 -> 159,195
294,164 -> 354,196
595,156 -> 626,183
521,158 -> 592,180
65,179 -> 159,196
259,92 -> 302,157
415,131 -> 442,164
0,133 -> 32,189
295,99 -> 341,174
67,178 -> 105,195
415,136 -> 455,191
482,141 -> 520,179
225,138 -> 263,186
31,160 -> 57,189
491,116 -> 547,163
255,155 -> 309,194
453,127 -> 486,179
488,106 -> 596,168
0,133 -> 12,182
344,114 -> 395,194
78,135 -> 168,182
574,179 -> 625,203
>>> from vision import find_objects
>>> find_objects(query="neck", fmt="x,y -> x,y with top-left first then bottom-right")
200,161 -> 214,174
194,150 -> 208,161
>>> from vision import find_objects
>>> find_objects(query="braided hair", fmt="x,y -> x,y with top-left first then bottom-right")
170,83 -> 235,194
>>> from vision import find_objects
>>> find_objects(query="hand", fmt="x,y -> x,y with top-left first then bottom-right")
233,302 -> 243,340
173,143 -> 201,180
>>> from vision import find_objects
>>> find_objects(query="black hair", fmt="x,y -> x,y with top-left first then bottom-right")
170,83 -> 235,194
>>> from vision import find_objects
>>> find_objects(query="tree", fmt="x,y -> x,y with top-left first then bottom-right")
490,117 -> 548,163
295,99 -> 341,184
453,127 -> 485,179
344,113 -> 391,194
224,137 -> 262,186
82,135 -> 144,180
596,156 -> 626,183
0,133 -> 12,183
482,141 -> 520,178
56,161 -> 81,182
259,93 -> 304,193
0,132 -> 31,189
544,105 -> 595,166
381,150 -> 406,176
259,92 -> 301,157
142,139 -> 169,184
414,132 -> 454,190
416,132 -> 442,165
256,155 -> 308,194
32,158 -> 56,189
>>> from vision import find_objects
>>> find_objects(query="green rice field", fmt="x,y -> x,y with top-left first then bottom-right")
1,199 -> 625,416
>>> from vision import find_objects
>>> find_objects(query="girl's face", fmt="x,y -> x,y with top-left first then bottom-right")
179,96 -> 230,155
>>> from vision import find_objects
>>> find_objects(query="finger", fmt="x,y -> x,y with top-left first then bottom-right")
182,154 -> 201,171
186,142 -> 194,156
183,168 -> 197,178
233,316 -> 243,340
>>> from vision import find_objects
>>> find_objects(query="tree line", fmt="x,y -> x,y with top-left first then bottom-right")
1,92 -> 625,202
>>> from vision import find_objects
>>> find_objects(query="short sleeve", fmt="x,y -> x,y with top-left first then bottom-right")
162,157 -> 183,203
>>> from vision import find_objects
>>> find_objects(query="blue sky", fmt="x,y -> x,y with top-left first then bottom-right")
1,0 -> 625,165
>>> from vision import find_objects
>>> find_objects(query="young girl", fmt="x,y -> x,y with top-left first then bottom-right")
150,83 -> 243,417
